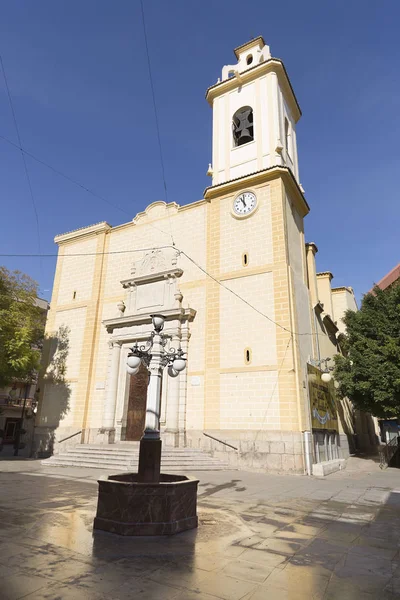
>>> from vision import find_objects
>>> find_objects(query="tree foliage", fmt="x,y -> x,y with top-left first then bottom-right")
334,283 -> 400,418
0,267 -> 46,388
44,325 -> 70,385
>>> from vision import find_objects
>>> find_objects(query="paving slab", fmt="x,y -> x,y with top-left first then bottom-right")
1,456 -> 400,598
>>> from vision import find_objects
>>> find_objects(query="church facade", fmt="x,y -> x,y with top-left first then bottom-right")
36,38 -> 362,472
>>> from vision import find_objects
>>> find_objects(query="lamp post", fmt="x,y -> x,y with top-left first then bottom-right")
126,314 -> 186,482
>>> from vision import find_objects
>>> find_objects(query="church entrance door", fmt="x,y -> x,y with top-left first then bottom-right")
126,364 -> 149,441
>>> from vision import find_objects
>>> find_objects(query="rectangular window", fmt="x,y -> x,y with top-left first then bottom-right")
284,117 -> 292,160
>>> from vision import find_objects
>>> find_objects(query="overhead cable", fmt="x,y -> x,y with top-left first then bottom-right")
0,244 -> 334,339
0,54 -> 42,267
139,0 -> 175,245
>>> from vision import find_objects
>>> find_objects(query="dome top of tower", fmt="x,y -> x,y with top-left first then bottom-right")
233,36 -> 267,59
221,36 -> 271,81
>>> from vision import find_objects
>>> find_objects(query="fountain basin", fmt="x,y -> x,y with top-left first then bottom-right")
93,473 -> 199,536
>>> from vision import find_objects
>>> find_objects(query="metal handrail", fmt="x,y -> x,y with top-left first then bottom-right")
379,436 -> 398,469
203,432 -> 238,451
57,430 -> 82,444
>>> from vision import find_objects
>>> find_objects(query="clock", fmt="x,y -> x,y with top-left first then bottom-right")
232,191 -> 257,217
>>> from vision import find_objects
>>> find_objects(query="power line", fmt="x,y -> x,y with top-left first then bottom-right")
0,244 -> 332,339
179,250 -> 294,335
0,245 -> 174,258
0,132 -> 173,241
0,54 -> 42,265
254,335 -> 292,442
139,0 -> 175,246
0,133 -> 131,216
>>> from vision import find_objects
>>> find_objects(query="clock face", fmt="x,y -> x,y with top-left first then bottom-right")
233,192 -> 257,216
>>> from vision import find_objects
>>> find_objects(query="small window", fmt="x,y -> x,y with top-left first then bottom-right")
73,291 -> 76,300
242,252 -> 249,267
246,54 -> 253,65
233,106 -> 254,147
244,348 -> 252,365
285,117 -> 291,157
228,70 -> 235,79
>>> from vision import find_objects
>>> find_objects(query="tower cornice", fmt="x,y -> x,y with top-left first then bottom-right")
203,165 -> 309,217
205,58 -> 301,122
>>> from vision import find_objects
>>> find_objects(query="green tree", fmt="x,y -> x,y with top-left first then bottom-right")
0,267 -> 45,388
334,283 -> 400,418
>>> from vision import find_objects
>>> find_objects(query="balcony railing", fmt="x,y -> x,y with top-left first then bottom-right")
379,436 -> 399,469
0,396 -> 34,408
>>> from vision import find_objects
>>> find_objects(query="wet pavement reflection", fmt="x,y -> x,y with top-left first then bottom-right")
1,463 -> 400,599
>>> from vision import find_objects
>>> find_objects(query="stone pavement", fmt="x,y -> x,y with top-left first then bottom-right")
1,457 -> 400,599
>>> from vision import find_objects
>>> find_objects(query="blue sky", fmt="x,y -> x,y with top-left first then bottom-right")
0,0 -> 399,301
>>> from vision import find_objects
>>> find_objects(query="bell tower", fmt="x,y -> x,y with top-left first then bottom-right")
206,37 -> 301,186
202,38 -> 312,451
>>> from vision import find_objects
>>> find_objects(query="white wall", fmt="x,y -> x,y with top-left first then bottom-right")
212,77 -> 271,185
57,238 -> 97,305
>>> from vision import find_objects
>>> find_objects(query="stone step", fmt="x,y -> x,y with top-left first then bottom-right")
54,456 -> 223,467
69,446 -> 207,455
54,454 -> 225,465
50,454 -> 227,467
62,452 -> 211,460
43,458 -> 228,471
42,443 -> 232,471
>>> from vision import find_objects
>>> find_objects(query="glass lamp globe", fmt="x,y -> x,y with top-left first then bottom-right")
150,314 -> 166,332
168,365 -> 179,378
127,354 -> 141,369
172,357 -> 186,372
321,372 -> 332,383
127,364 -> 140,376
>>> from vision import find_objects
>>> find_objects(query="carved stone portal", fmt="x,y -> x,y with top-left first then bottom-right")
119,248 -> 183,316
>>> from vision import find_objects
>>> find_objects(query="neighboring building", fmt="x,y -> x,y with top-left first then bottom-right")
305,247 -> 379,455
374,263 -> 400,291
0,297 -> 49,456
37,38 -> 361,472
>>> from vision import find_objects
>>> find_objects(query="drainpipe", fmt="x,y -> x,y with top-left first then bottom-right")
303,430 -> 312,476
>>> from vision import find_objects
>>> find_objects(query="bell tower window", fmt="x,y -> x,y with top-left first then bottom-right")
233,106 -> 254,147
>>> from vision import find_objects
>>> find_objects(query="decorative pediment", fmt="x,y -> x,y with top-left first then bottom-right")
121,248 -> 182,289
133,201 -> 179,225
117,248 -> 184,317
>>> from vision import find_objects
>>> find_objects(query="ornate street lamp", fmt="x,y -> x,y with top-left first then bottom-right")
126,314 -> 186,481
309,357 -> 334,383
94,313 -> 198,537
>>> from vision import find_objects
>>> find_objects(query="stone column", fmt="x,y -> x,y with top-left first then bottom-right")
165,334 -> 180,432
103,340 -> 122,438
178,322 -> 190,446
165,333 -> 181,447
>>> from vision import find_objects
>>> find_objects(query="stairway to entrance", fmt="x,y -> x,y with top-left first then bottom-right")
42,442 -> 231,472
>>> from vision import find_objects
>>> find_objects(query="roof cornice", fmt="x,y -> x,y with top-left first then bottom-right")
55,222 -> 111,244
317,271 -> 334,280
331,286 -> 354,294
205,58 -> 301,122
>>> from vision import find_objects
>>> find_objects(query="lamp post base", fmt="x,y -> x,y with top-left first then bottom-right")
93,473 -> 199,536
138,437 -> 162,483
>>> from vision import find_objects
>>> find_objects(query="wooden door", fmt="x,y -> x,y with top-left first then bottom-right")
126,364 -> 149,441
4,418 -> 20,444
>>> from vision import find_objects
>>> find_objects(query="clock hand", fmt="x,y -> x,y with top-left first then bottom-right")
241,198 -> 246,208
